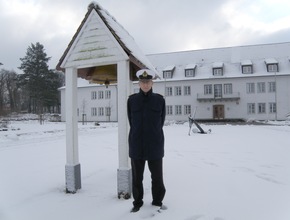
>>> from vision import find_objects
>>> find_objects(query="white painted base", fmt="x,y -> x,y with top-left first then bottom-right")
117,168 -> 132,199
65,164 -> 81,193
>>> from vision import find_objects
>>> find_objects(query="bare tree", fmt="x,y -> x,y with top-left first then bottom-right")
4,70 -> 20,112
0,70 -> 5,115
0,69 -> 22,115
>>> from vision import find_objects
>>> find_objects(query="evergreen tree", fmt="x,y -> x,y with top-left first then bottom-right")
19,42 -> 50,113
41,70 -> 65,113
18,42 -> 63,114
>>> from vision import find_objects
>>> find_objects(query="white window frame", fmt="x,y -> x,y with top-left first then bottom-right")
175,105 -> 182,115
184,105 -> 191,115
184,86 -> 191,96
166,105 -> 173,115
165,87 -> 173,96
257,82 -> 266,93
105,90 -> 111,99
105,107 -> 111,116
214,84 -> 222,98
258,103 -> 266,114
247,103 -> 255,114
91,91 -> 97,100
98,91 -> 104,99
163,71 -> 172,79
268,82 -> 276,92
175,86 -> 182,96
213,68 -> 223,76
224,84 -> 232,94
267,64 -> 278,72
185,69 -> 195,77
242,65 -> 253,74
98,107 -> 104,116
91,107 -> 97,116
204,84 -> 212,95
246,83 -> 255,93
269,102 -> 276,113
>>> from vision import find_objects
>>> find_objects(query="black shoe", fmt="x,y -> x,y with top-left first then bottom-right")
130,206 -> 141,213
159,204 -> 168,210
152,203 -> 168,210
152,201 -> 162,207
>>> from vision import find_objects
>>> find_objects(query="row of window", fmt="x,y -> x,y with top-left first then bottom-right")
91,90 -> 111,100
163,62 -> 279,78
165,103 -> 277,116
165,86 -> 191,96
242,63 -> 278,74
164,84 -> 233,97
247,103 -> 276,114
204,84 -> 232,95
164,81 -> 276,97
246,82 -> 276,93
91,107 -> 111,116
166,105 -> 192,115
81,103 -> 276,116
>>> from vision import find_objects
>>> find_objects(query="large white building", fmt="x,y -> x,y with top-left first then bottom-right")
60,42 -> 290,122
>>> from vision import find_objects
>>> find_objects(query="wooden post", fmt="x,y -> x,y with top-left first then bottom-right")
117,60 -> 132,199
65,67 -> 81,193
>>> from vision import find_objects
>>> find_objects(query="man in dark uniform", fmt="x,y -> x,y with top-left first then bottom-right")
127,69 -> 166,213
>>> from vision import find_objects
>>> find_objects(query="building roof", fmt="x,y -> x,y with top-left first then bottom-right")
163,65 -> 175,71
185,64 -> 197,69
212,62 -> 224,68
265,58 -> 278,64
241,60 -> 252,65
147,42 -> 290,81
56,2 -> 157,79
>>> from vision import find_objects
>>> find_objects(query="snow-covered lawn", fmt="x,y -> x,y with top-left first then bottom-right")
0,120 -> 289,220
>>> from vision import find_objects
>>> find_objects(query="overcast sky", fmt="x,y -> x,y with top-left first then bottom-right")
1,0 -> 290,73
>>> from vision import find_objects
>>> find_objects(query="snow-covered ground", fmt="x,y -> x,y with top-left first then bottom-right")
0,120 -> 289,220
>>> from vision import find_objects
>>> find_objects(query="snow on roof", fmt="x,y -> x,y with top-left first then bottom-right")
57,2 -> 159,77
241,60 -> 252,65
96,4 -> 156,72
93,3 -> 163,79
147,42 -> 290,81
185,64 -> 197,69
163,65 -> 175,71
265,58 -> 278,64
212,62 -> 223,68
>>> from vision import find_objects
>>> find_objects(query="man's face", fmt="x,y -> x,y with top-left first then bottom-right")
139,79 -> 153,93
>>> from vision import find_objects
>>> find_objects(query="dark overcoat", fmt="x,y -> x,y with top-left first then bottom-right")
127,89 -> 166,160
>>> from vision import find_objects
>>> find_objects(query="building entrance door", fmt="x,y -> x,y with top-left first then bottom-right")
213,105 -> 224,119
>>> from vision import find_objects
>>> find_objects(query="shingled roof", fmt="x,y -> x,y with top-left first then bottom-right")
56,2 -> 157,80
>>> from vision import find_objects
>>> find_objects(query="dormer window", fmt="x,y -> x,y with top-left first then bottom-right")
242,66 -> 253,74
241,60 -> 253,74
163,71 -> 172,79
267,64 -> 278,72
163,65 -> 175,79
265,58 -> 279,72
213,68 -> 223,76
185,69 -> 194,77
185,64 -> 196,77
212,62 -> 223,76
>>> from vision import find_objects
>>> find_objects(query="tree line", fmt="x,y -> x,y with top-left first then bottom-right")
0,42 -> 65,116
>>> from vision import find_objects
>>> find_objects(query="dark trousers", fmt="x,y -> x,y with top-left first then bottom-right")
131,159 -> 166,207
